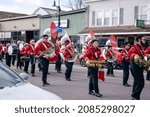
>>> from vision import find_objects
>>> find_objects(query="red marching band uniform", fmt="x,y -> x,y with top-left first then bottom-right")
35,40 -> 58,62
127,37 -> 145,100
34,34 -> 58,86
145,46 -> 150,55
84,39 -> 103,97
20,43 -> 30,58
105,49 -> 116,60
61,44 -> 76,62
120,49 -> 130,63
20,43 -> 30,73
127,44 -> 145,60
28,42 -> 35,55
59,32 -> 77,81
84,46 -> 101,61
55,39 -> 62,72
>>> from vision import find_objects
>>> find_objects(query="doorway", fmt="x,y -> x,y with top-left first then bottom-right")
26,31 -> 34,43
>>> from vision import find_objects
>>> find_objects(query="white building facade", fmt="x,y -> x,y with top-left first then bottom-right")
83,0 -> 150,27
81,0 -> 150,47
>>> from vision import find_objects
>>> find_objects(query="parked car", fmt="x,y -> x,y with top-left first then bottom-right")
0,62 -> 61,100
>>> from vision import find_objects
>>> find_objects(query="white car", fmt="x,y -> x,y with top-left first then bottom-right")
0,62 -> 61,100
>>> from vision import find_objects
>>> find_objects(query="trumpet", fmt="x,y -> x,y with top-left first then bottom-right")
86,60 -> 107,68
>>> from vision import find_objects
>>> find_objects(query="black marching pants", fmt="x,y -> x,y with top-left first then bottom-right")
65,61 -> 74,79
88,67 -> 99,94
30,54 -> 36,74
121,60 -> 130,85
40,58 -> 49,84
130,60 -> 145,100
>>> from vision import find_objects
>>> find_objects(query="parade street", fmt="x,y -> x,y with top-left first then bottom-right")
11,63 -> 150,100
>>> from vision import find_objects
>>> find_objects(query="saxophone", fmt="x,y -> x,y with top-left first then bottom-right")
86,60 -> 107,68
134,54 -> 150,69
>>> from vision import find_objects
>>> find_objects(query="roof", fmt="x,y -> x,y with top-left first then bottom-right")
78,25 -> 150,35
32,7 -> 59,15
0,10 -> 27,15
0,15 -> 40,22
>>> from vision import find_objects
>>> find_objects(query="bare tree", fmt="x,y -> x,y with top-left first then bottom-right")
62,0 -> 84,10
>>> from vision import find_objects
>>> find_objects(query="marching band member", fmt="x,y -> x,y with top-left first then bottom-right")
0,42 -> 3,62
144,45 -> 150,81
84,39 -> 103,97
20,42 -> 30,74
120,42 -> 131,86
127,35 -> 145,100
28,39 -> 36,76
105,44 -> 115,77
60,33 -> 77,81
5,42 -> 11,67
85,34 -> 92,78
34,34 -> 51,86
11,42 -> 17,66
55,37 -> 62,73
16,41 -> 22,69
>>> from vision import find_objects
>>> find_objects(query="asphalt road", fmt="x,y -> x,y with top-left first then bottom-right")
12,63 -> 150,100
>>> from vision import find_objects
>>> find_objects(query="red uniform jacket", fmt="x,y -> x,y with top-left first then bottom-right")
127,44 -> 145,60
20,44 -> 30,57
84,45 -> 101,61
34,41 -> 51,58
145,47 -> 150,55
28,43 -> 35,55
62,45 -> 75,61
0,43 -> 3,55
105,49 -> 115,59
120,49 -> 130,63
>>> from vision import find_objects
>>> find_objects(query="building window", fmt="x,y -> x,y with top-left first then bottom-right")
104,10 -> 110,26
119,8 -> 124,25
134,6 -> 139,20
112,9 -> 118,25
92,11 -> 95,26
97,11 -> 103,26
140,5 -> 147,22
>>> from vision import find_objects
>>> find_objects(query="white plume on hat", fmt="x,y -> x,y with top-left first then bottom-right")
43,28 -> 51,37
106,40 -> 111,46
85,34 -> 92,45
30,39 -> 35,44
61,30 -> 71,45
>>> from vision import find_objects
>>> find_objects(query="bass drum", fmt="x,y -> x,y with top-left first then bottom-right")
8,45 -> 13,55
8,45 -> 18,55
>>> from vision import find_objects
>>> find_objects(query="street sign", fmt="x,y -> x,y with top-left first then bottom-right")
50,21 -> 57,39
135,19 -> 145,28
56,26 -> 62,33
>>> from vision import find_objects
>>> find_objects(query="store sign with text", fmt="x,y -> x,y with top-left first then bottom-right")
0,32 -> 11,38
54,19 -> 69,28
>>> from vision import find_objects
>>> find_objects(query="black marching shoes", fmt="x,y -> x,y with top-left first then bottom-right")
42,82 -> 50,86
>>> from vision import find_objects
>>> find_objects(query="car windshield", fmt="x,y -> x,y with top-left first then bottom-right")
0,62 -> 25,89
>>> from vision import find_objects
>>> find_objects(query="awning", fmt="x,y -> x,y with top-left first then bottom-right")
78,25 -> 150,36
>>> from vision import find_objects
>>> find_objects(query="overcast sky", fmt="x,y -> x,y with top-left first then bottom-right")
0,0 -> 74,14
